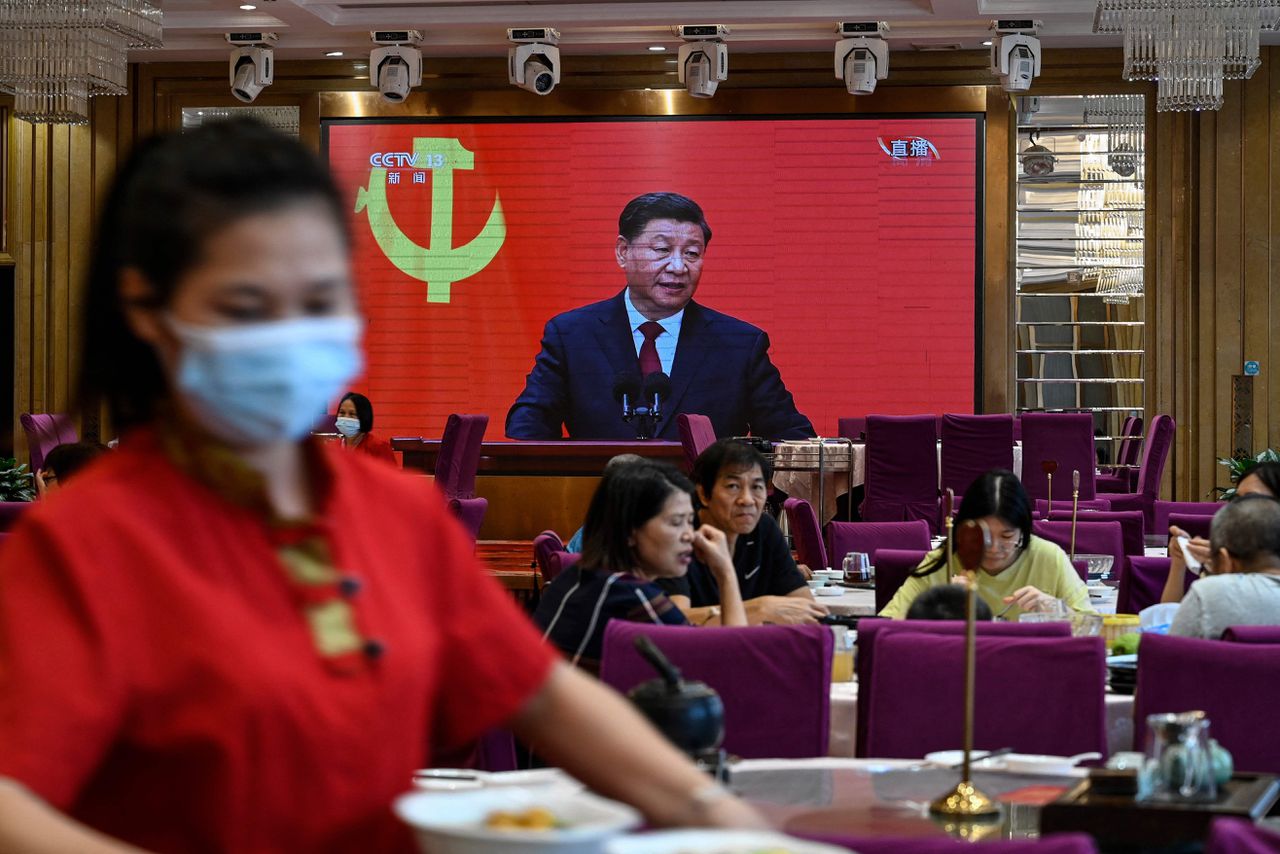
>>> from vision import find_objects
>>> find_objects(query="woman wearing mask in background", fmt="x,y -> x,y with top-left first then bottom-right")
0,119 -> 762,853
336,391 -> 396,464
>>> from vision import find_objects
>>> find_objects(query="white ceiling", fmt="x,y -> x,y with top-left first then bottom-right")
147,0 -> 1142,62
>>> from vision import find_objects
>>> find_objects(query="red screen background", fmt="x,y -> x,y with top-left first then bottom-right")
325,116 -> 980,439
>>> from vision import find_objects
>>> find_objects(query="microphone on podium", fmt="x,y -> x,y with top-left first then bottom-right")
642,371 -> 672,419
612,372 -> 642,419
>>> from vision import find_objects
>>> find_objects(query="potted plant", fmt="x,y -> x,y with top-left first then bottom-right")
0,457 -> 35,502
1215,448 -> 1280,500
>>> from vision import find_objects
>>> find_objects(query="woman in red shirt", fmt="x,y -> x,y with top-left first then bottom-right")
336,391 -> 397,464
0,119 -> 761,853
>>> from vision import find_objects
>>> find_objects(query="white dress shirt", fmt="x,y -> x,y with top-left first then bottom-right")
624,288 -> 685,375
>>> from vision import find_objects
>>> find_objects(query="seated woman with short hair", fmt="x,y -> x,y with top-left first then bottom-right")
879,469 -> 1093,620
533,461 -> 747,673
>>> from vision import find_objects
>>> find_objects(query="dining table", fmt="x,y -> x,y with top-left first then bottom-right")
814,584 -> 1120,618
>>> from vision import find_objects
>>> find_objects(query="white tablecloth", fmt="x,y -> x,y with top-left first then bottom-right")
828,681 -> 1134,759
816,585 -> 1118,617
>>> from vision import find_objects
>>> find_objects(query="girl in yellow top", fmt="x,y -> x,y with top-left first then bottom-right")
879,469 -> 1094,620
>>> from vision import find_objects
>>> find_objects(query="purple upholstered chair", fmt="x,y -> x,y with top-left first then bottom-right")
547,551 -> 579,584
18,413 -> 78,476
939,414 -> 1014,503
1135,633 -> 1280,771
836,416 -> 867,442
799,832 -> 1099,854
783,497 -> 828,571
1105,414 -> 1176,529
1096,414 -> 1144,492
600,622 -> 833,759
825,521 -> 930,572
434,414 -> 488,500
1020,413 -> 1097,503
1223,626 -> 1280,644
447,497 -> 487,543
1046,509 -> 1145,556
1033,520 -> 1125,582
1118,556 -> 1193,615
863,415 -> 939,532
676,413 -> 717,470
864,632 -> 1107,759
1168,512 -> 1213,540
532,530 -> 566,586
854,619 -> 1070,757
0,502 -> 31,533
1035,498 -> 1113,516
1205,817 -> 1280,854
1154,500 -> 1222,534
871,548 -> 930,614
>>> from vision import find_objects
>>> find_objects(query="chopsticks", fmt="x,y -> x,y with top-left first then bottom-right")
949,747 -> 1014,769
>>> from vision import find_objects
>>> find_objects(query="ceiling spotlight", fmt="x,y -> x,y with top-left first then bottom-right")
226,32 -> 277,103
982,40 -> 993,46
1021,130 -> 1056,176
675,24 -> 729,99
990,20 -> 1042,93
507,28 -> 561,95
239,3 -> 256,10
648,45 -> 667,52
370,31 -> 423,104
834,22 -> 889,95
325,50 -> 344,58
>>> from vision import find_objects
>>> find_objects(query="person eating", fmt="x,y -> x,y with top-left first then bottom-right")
657,439 -> 828,625
0,118 -> 763,853
879,469 -> 1093,620
534,461 -> 747,673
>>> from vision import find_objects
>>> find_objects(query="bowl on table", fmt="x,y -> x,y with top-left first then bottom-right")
815,569 -> 844,584
1075,553 -> 1115,581
395,786 -> 640,854
605,830 -> 848,854
1106,653 -> 1138,695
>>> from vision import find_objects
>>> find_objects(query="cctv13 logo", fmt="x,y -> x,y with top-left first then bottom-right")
354,137 -> 505,303
877,136 -> 941,160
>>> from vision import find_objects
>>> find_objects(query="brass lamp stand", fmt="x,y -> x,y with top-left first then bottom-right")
929,518 -> 1000,820
1069,469 -> 1081,560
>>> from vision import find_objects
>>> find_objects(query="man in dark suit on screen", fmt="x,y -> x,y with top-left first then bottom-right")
505,192 -> 814,441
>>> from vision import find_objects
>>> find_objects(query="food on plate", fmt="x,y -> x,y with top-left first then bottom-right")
1111,632 -> 1141,656
482,806 -> 564,831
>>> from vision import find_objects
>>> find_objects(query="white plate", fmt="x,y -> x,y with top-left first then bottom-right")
923,750 -> 1008,771
1106,654 -> 1138,666
924,751 -> 1093,776
605,830 -> 848,854
815,586 -> 845,597
396,787 -> 640,854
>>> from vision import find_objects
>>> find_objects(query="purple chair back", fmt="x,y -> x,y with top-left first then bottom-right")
1046,510 -> 1145,556
19,413 -> 78,475
1020,413 -> 1098,502
1036,498 -> 1113,516
825,521 -> 930,571
863,415 -> 939,532
854,619 -> 1070,757
865,633 -> 1107,758
836,416 -> 866,442
433,414 -> 488,500
1154,499 -> 1221,534
532,530 -> 565,584
1071,558 -> 1089,582
0,502 -> 31,533
676,413 -> 717,470
1118,555 -> 1193,615
1011,415 -> 1022,442
1033,520 -> 1125,577
1135,633 -> 1280,771
1168,512 -> 1212,540
447,497 -> 487,544
799,832 -> 1099,854
783,498 -> 828,571
939,414 -> 1014,501
1117,415 -> 1144,463
547,550 -> 579,582
1222,626 -> 1280,644
600,622 -> 833,759
1205,817 -> 1280,854
871,548 -> 929,614
1134,414 -> 1175,498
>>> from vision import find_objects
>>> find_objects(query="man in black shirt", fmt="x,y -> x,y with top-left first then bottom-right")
657,440 -> 829,625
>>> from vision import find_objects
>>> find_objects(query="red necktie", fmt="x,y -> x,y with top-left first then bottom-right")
638,321 -> 663,376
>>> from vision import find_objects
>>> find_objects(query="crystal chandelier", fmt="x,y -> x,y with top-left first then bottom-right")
1094,0 -> 1280,111
0,0 -> 162,125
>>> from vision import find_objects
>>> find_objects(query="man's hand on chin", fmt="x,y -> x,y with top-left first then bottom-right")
744,595 -> 829,625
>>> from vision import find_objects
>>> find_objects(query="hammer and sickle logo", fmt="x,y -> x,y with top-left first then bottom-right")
354,137 -> 505,303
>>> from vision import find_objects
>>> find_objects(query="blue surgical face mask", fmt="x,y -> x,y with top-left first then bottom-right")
167,315 -> 363,447
334,416 -> 362,438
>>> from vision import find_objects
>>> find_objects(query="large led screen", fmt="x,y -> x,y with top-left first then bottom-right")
324,116 -> 981,440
